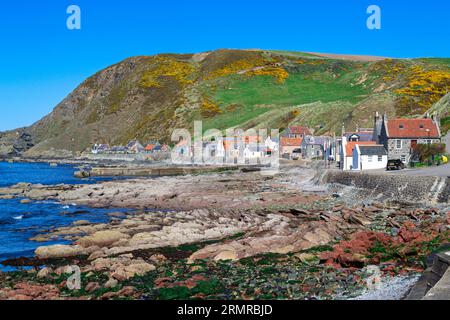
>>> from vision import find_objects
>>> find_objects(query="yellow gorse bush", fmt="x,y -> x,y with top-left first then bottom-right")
370,59 -> 408,82
201,98 -> 222,118
395,66 -> 450,114
247,66 -> 289,84
295,59 -> 326,65
140,56 -> 197,88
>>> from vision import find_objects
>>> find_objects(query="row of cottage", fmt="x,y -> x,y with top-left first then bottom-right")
91,112 -> 442,170
91,140 -> 170,155
281,112 -> 442,171
173,112 -> 441,170
338,112 -> 442,171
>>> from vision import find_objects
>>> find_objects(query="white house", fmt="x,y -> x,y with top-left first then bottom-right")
243,145 -> 263,163
340,136 -> 378,171
91,144 -> 110,154
352,145 -> 388,171
203,140 -> 226,164
264,136 -> 279,154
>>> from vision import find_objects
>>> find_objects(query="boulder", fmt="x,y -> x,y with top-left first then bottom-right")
91,258 -> 114,271
73,220 -> 90,226
88,250 -> 106,261
213,250 -> 238,262
78,230 -> 130,248
35,244 -> 84,259
123,262 -> 155,277
272,245 -> 295,254
85,282 -> 100,293
104,278 -> 118,289
117,286 -> 136,297
111,269 -> 129,282
37,267 -> 53,279
74,170 -> 90,178
149,254 -> 167,264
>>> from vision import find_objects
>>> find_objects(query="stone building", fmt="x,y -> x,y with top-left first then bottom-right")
375,113 -> 441,164
284,126 -> 312,139
301,136 -> 330,159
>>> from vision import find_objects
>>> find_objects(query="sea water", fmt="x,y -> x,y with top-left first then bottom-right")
0,162 -> 128,271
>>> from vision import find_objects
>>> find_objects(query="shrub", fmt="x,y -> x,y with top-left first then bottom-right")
412,143 -> 446,163
201,98 -> 222,118
140,56 -> 196,88
395,66 -> 450,115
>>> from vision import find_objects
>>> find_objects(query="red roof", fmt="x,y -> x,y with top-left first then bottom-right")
386,119 -> 440,138
281,137 -> 303,147
288,126 -> 312,135
244,136 -> 263,143
222,136 -> 262,150
145,144 -> 155,151
345,141 -> 376,156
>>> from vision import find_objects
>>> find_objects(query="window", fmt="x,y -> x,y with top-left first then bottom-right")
401,155 -> 406,163
396,140 -> 402,149
427,140 -> 432,144
368,156 -> 373,162
399,125 -> 404,129
378,156 -> 383,162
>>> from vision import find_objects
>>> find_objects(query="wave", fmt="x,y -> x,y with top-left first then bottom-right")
0,219 -> 12,225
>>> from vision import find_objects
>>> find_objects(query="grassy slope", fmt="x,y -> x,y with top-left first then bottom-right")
199,54 -> 449,135
201,57 -> 370,132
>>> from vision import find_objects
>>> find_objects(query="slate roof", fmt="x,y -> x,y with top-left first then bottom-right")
303,136 -> 329,145
345,131 -> 374,142
359,145 -> 387,156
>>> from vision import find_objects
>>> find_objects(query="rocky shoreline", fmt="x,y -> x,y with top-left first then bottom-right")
0,163 -> 449,300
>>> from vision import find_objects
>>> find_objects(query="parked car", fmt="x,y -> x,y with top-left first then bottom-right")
387,159 -> 406,171
292,148 -> 302,160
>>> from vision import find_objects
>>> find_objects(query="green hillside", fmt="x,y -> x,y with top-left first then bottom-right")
1,49 -> 449,157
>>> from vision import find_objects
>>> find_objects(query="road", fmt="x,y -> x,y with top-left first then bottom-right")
395,163 -> 450,177
393,133 -> 450,177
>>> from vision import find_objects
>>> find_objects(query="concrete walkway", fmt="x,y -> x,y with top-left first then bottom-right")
407,250 -> 450,300
423,252 -> 450,300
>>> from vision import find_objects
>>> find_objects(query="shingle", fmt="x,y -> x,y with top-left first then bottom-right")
359,145 -> 387,156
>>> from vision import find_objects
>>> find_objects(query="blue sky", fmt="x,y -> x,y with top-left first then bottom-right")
0,0 -> 448,131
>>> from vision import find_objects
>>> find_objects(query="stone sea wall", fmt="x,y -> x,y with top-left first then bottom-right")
324,171 -> 449,204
